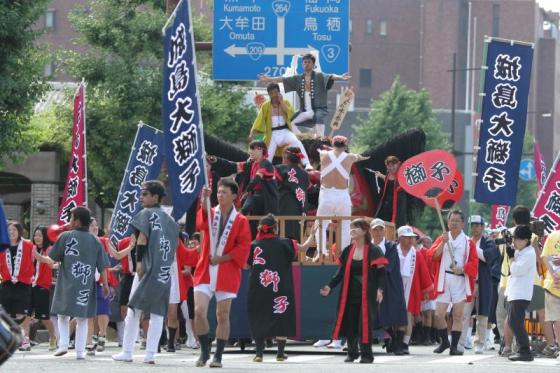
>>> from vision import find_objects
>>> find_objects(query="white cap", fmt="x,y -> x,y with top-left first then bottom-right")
397,225 -> 416,237
469,215 -> 484,224
370,218 -> 385,228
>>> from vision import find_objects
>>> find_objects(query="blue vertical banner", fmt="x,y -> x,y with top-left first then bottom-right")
474,38 -> 534,206
163,0 -> 206,221
109,123 -> 165,246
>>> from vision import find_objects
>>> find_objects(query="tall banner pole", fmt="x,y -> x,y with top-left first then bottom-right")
108,123 -> 165,246
162,0 -> 214,251
82,78 -> 88,206
57,81 -> 87,224
474,37 -> 534,206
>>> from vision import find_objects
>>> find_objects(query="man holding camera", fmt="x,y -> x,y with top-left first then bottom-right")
506,225 -> 537,361
497,206 -> 555,357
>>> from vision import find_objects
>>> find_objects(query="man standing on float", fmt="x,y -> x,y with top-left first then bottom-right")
259,53 -> 351,137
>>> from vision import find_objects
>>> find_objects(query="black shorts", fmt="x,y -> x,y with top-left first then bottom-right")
1,282 -> 31,318
30,286 -> 51,320
119,273 -> 134,306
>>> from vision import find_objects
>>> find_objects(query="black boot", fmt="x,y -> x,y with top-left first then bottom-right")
276,339 -> 288,361
166,327 -> 177,352
431,327 -> 439,344
410,323 -> 421,346
393,330 -> 404,356
385,328 -> 395,353
196,334 -> 210,367
253,338 -> 265,362
359,343 -> 374,363
450,331 -> 463,355
433,329 -> 450,353
345,337 -> 359,362
422,326 -> 432,345
210,339 -> 226,368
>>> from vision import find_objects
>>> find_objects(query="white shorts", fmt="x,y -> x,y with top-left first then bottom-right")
194,284 -> 237,303
421,299 -> 437,311
169,262 -> 180,304
436,273 -> 467,304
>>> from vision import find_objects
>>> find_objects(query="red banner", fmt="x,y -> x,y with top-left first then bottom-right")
534,142 -> 547,191
532,152 -> 560,235
491,204 -> 510,229
57,83 -> 87,224
397,150 -> 457,204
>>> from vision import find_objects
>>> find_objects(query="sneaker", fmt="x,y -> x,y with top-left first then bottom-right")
69,340 -> 75,350
76,351 -> 86,360
484,339 -> 495,351
96,337 -> 106,352
112,352 -> 133,362
49,337 -> 57,351
53,348 -> 68,357
464,335 -> 473,350
18,337 -> 31,352
327,340 -> 342,349
253,356 -> 263,362
541,345 -> 558,359
475,344 -> 484,354
313,340 -> 330,348
186,336 -> 199,349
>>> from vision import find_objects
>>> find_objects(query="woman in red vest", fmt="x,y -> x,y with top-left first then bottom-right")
30,225 -> 57,351
0,221 -> 35,351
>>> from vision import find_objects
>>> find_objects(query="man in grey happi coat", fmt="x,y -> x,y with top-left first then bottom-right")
113,180 -> 178,364
259,52 -> 351,137
49,207 -> 109,359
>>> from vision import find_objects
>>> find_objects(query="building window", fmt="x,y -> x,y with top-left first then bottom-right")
45,9 -> 55,29
366,19 -> 373,35
492,4 -> 500,37
43,62 -> 54,77
380,20 -> 387,36
359,68 -> 372,88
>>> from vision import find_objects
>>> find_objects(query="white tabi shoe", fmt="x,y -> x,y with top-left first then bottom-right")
313,340 -> 330,348
112,352 -> 133,362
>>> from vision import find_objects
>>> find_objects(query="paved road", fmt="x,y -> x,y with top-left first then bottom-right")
3,342 -> 560,373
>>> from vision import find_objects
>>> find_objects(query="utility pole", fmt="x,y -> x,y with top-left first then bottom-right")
451,53 -> 456,154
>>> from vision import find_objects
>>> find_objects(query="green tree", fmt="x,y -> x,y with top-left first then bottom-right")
0,1 -> 49,164
352,77 -> 450,152
52,0 -> 253,205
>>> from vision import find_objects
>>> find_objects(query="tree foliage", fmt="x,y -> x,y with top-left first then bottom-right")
50,0 -> 253,205
0,1 -> 49,164
352,77 -> 450,153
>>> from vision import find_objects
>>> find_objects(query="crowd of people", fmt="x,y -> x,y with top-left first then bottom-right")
1,52 -> 559,367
